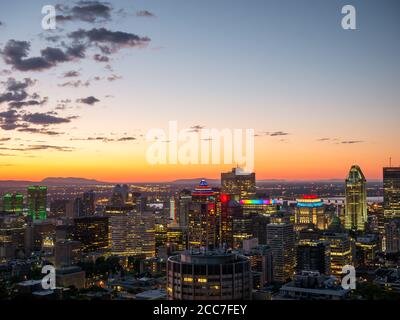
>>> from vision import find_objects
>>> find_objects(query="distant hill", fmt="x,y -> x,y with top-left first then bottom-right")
0,177 -> 108,187
0,180 -> 35,187
170,178 -> 220,185
40,177 -> 107,185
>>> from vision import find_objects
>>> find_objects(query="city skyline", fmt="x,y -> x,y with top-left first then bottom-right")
1,0 -> 400,182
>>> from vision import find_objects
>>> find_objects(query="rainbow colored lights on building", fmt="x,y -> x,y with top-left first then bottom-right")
239,199 -> 278,205
297,195 -> 324,208
191,180 -> 215,197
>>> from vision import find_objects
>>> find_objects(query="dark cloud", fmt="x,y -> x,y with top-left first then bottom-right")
136,10 -> 155,17
0,109 -> 20,130
268,131 -> 289,137
77,96 -> 100,105
65,44 -> 86,58
59,80 -> 90,88
189,125 -> 205,133
0,108 -> 77,131
117,137 -> 136,141
0,77 -> 49,110
341,140 -> 364,144
70,135 -> 137,142
57,1 -> 113,23
107,74 -> 122,81
8,97 -> 48,109
41,47 -> 70,63
258,131 -> 290,137
93,54 -> 109,62
63,70 -> 80,78
0,145 -> 74,152
3,77 -> 35,92
17,127 -> 62,135
69,28 -> 150,53
21,112 -> 75,125
1,40 -> 84,71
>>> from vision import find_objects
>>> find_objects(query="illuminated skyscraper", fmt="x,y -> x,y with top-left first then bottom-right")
266,222 -> 295,283
167,250 -> 252,300
74,216 -> 109,253
384,219 -> 400,253
295,195 -> 326,231
221,167 -> 256,200
188,180 -> 220,250
345,165 -> 367,231
220,194 -> 240,249
240,199 -> 279,245
27,186 -> 47,220
383,167 -> 400,218
167,223 -> 188,252
320,233 -> 353,276
2,193 -> 24,215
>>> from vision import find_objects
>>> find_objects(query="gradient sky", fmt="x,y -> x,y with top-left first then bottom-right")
0,0 -> 399,182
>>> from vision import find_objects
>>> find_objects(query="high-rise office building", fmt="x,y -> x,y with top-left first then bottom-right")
188,180 -> 220,250
221,167 -> 256,200
243,244 -> 273,288
320,233 -> 353,276
167,223 -> 188,252
27,186 -> 47,220
296,240 -> 330,275
384,219 -> 400,253
345,165 -> 367,231
74,216 -> 109,253
110,184 -> 130,206
176,190 -> 191,227
0,215 -> 26,260
383,167 -> 400,218
2,193 -> 23,215
50,199 -> 74,218
167,250 -> 252,300
295,195 -> 326,231
55,240 -> 81,268
106,205 -> 155,258
240,199 -> 280,245
266,222 -> 295,283
82,190 -> 96,216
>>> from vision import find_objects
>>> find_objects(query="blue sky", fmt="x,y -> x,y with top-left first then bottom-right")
0,0 -> 399,181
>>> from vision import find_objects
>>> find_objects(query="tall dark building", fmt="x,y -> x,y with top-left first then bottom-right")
220,194 -> 242,249
296,240 -> 330,275
267,222 -> 295,283
74,216 -> 109,253
383,167 -> 400,218
188,180 -> 220,250
82,190 -> 96,216
27,186 -> 47,220
221,168 -> 256,200
384,219 -> 400,253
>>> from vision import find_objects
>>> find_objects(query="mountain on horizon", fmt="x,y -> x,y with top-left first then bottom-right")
0,177 -> 107,187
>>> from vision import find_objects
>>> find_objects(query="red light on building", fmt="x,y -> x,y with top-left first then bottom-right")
303,194 -> 318,199
220,194 -> 230,203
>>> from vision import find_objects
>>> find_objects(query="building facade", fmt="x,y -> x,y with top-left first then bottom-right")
167,250 -> 252,300
345,165 -> 367,231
